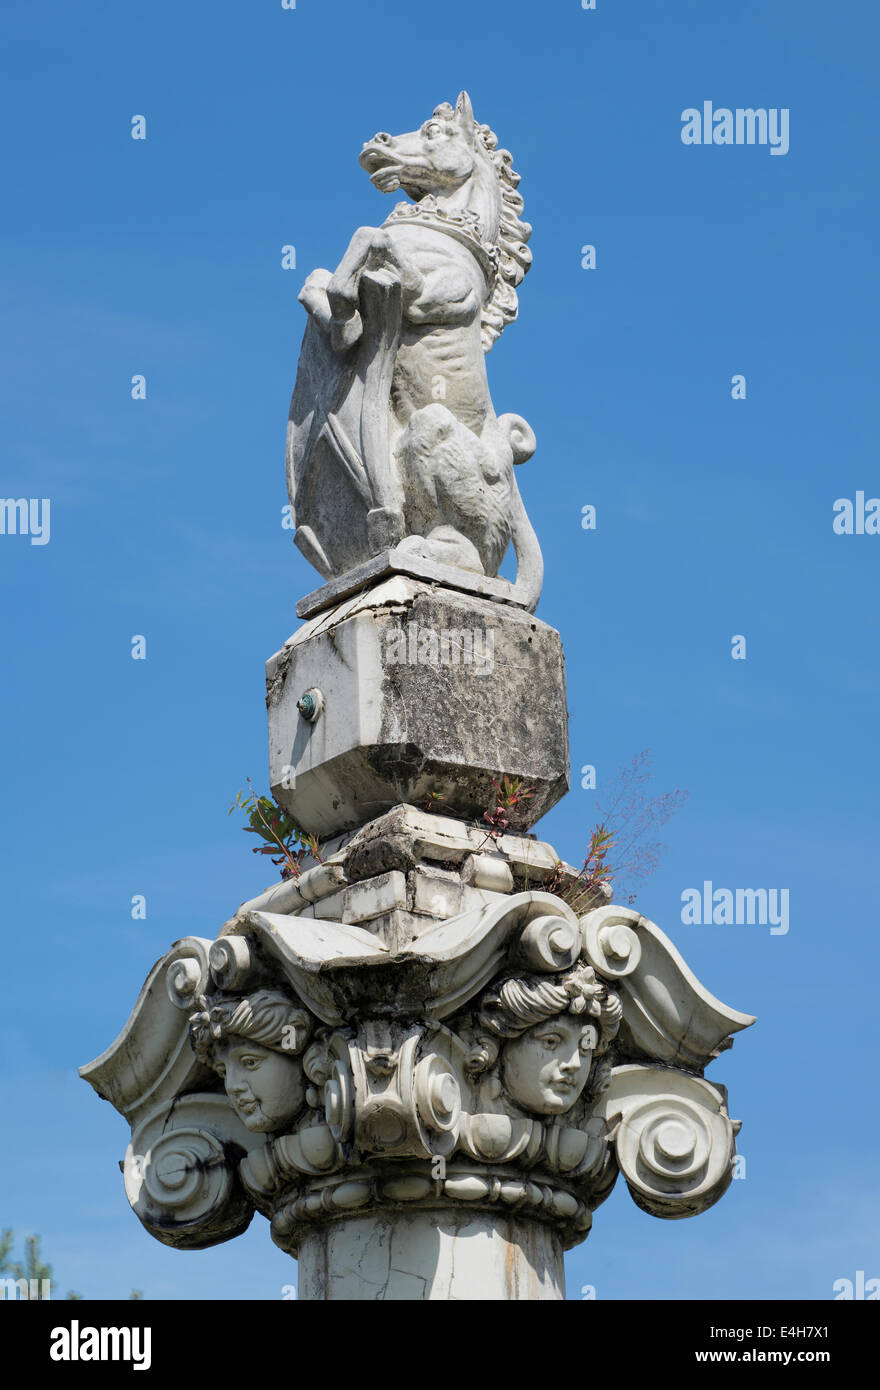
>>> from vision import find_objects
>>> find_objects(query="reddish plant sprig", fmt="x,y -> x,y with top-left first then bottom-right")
556,751 -> 689,908
552,822 -> 619,912
476,775 -> 535,849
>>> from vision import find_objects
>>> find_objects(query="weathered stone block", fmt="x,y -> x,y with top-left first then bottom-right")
267,579 -> 569,837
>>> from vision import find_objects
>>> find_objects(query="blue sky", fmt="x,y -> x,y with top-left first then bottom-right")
2,0 -> 877,1299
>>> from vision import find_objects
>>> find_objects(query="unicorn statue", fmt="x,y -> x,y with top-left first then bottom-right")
287,92 -> 543,611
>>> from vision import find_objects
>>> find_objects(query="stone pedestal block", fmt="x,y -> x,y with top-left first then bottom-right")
267,577 -> 569,837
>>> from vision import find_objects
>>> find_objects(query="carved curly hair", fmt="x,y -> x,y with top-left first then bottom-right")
189,989 -> 313,1069
467,962 -> 622,1092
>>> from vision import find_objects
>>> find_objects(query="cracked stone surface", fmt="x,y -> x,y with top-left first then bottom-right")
297,1212 -> 565,1301
267,579 -> 569,837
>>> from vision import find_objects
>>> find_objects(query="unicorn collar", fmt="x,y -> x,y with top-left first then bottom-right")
383,197 -> 501,284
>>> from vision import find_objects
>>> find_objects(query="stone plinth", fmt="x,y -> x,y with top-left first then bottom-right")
220,802 -> 596,954
267,578 -> 569,837
295,546 -> 535,621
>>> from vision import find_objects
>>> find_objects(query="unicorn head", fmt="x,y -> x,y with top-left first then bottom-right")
359,91 -> 481,199
359,92 -> 533,349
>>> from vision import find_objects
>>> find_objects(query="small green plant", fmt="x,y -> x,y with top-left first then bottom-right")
230,779 -> 321,880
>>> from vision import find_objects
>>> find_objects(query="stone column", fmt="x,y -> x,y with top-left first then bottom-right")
297,1213 -> 564,1301
80,89 -> 755,1300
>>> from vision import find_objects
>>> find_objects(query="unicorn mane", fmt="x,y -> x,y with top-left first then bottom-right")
474,121 -> 533,352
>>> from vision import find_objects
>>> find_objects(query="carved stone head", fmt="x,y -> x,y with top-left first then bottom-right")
189,990 -> 314,1134
471,963 -> 621,1116
359,92 -> 480,199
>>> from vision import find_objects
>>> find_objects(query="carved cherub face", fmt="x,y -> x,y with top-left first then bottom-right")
213,1038 -> 306,1134
188,989 -> 314,1134
501,1016 -> 598,1116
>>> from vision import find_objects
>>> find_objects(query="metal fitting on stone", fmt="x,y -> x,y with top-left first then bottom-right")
296,687 -> 323,722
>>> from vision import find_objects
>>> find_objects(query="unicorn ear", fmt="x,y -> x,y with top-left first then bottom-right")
455,91 -> 475,139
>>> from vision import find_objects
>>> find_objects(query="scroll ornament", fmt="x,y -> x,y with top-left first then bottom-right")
81,899 -> 752,1254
